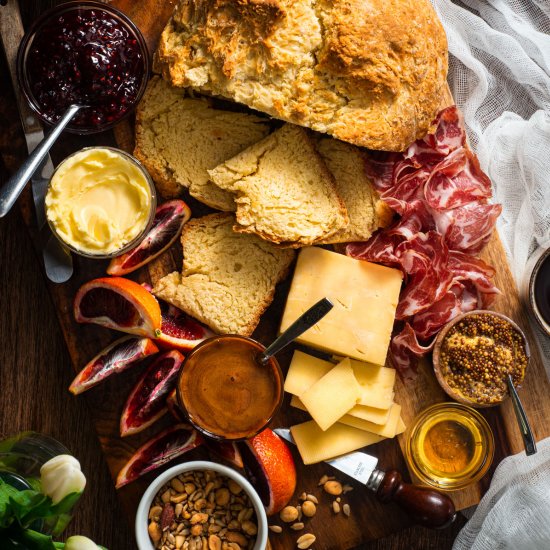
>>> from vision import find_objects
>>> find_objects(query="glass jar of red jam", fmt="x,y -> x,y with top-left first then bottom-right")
17,1 -> 149,134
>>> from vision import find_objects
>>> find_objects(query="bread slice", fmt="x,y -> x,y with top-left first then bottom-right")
315,137 -> 394,244
207,124 -> 348,247
134,76 -> 270,207
152,213 -> 295,336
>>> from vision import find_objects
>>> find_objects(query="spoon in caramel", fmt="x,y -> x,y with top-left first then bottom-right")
257,297 -> 334,365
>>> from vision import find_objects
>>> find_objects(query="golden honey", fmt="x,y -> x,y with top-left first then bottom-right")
406,403 -> 494,491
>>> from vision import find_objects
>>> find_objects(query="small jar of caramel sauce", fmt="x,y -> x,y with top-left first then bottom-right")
405,403 -> 494,491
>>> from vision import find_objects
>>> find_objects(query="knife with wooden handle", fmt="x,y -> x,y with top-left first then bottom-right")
0,0 -> 73,283
274,428 -> 456,529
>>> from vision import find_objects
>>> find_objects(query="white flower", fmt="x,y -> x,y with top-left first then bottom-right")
65,535 -> 100,550
40,454 -> 86,504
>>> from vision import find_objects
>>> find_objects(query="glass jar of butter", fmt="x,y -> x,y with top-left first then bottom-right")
46,146 -> 156,259
405,402 -> 494,491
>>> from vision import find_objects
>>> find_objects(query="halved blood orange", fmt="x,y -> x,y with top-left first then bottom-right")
142,283 -> 214,351
107,200 -> 191,276
116,424 -> 203,488
166,388 -> 185,422
69,336 -> 159,395
74,277 -> 162,338
239,428 -> 297,515
120,350 -> 184,437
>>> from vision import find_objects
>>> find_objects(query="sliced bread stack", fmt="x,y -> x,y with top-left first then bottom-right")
134,76 -> 270,206
153,213 -> 295,336
207,124 -> 349,247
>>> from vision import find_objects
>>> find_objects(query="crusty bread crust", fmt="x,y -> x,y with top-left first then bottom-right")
155,0 -> 448,151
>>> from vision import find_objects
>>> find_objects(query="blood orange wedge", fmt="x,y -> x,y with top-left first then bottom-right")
107,200 -> 191,276
116,424 -> 203,488
74,277 -> 162,338
239,428 -> 297,515
166,388 -> 185,422
120,350 -> 184,437
205,440 -> 244,470
69,336 -> 158,395
142,283 -> 215,351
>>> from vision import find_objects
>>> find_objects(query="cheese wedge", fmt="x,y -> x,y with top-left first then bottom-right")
284,350 -> 333,396
300,358 -> 361,431
280,247 -> 403,365
291,395 -> 391,426
349,359 -> 396,410
338,403 -> 402,438
290,420 -> 385,464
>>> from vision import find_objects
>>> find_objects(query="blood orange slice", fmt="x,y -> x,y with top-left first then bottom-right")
239,428 -> 297,515
120,350 -> 184,437
142,283 -> 215,351
116,424 -> 203,488
69,336 -> 159,395
107,200 -> 191,276
205,440 -> 244,470
166,388 -> 185,422
74,277 -> 162,338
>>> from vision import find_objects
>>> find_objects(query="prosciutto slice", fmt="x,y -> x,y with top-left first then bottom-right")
347,105 -> 501,379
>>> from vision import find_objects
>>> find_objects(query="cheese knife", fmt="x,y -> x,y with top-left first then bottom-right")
0,0 -> 73,283
274,428 -> 456,529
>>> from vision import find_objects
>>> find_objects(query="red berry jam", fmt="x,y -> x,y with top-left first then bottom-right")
20,4 -> 147,132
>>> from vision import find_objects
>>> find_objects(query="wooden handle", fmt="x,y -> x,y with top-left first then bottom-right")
376,470 -> 456,529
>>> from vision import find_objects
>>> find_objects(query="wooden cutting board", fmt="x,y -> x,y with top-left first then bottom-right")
9,1 -> 550,549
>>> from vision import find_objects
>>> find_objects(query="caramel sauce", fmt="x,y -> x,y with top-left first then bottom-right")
178,337 -> 282,440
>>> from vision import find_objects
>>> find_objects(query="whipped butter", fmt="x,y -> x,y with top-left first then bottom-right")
46,147 -> 153,256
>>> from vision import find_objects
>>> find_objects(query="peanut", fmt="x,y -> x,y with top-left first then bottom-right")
301,500 -> 316,518
280,505 -> 299,523
324,480 -> 343,496
297,533 -> 316,549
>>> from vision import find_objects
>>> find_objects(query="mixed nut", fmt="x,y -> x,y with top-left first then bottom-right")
148,470 -> 257,550
269,475 -> 354,548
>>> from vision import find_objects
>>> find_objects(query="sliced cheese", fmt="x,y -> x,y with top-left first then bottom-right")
396,417 -> 406,435
290,420 -> 385,465
284,350 -> 333,396
338,403 -> 402,438
280,247 -> 403,365
347,403 -> 392,425
349,359 -> 396,410
300,358 -> 360,431
291,395 -> 392,426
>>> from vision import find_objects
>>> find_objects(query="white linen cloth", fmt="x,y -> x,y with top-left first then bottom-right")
426,1 -> 550,549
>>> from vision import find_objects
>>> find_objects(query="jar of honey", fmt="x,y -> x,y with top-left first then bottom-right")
405,403 -> 494,491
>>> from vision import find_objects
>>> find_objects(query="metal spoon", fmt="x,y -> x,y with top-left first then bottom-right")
257,297 -> 334,365
0,104 -> 84,217
507,374 -> 537,456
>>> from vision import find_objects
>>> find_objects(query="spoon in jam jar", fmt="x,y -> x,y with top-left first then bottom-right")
0,104 -> 86,218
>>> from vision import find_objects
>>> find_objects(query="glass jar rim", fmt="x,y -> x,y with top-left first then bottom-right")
46,146 -> 157,259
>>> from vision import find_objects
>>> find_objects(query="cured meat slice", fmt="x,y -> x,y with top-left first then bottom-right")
390,323 -> 434,380
434,202 -> 502,252
395,232 -> 453,319
425,148 -> 493,210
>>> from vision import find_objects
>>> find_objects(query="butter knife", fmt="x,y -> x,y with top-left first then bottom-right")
0,0 -> 73,283
274,428 -> 456,529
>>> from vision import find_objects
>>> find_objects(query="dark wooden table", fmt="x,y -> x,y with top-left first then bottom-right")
0,1 -> 467,547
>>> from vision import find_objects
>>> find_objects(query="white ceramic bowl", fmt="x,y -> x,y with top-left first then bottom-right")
135,461 -> 268,550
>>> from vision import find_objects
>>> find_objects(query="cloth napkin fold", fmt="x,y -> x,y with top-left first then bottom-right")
428,1 -> 550,548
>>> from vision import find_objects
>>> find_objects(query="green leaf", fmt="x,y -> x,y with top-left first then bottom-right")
0,526 -> 57,550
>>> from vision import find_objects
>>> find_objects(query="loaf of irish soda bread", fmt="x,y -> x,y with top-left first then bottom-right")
154,0 -> 448,151
207,124 -> 348,247
314,137 -> 394,244
134,76 -> 270,204
153,213 -> 295,336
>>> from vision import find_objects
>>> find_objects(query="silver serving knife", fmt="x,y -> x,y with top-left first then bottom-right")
274,428 -> 456,529
0,0 -> 73,283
